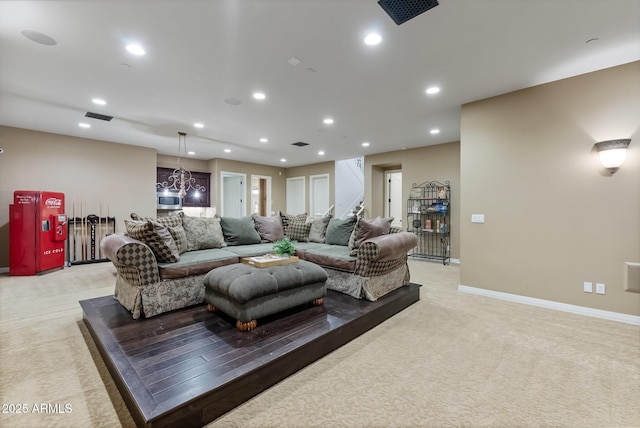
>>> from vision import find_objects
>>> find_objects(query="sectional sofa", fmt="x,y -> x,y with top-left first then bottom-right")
100,211 -> 418,319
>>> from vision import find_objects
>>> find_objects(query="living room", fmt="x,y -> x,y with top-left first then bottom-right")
1,1 -> 639,427
2,61 -> 638,318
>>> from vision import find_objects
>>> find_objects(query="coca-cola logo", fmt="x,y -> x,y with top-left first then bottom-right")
45,198 -> 62,207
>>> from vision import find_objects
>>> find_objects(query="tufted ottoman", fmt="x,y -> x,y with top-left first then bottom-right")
203,260 -> 328,331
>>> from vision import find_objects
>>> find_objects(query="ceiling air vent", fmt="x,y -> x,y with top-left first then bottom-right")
378,0 -> 439,25
85,112 -> 113,121
292,141 -> 309,147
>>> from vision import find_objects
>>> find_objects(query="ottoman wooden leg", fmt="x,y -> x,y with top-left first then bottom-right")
312,298 -> 324,306
207,303 -> 216,312
236,320 -> 257,332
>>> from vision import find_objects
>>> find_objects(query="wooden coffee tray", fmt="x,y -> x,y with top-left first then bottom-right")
242,255 -> 299,268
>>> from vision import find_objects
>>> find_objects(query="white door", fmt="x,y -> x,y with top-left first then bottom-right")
310,173 -> 330,216
385,170 -> 402,228
286,176 -> 305,214
221,172 -> 246,217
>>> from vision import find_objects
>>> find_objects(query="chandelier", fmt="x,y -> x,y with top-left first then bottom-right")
156,132 -> 206,198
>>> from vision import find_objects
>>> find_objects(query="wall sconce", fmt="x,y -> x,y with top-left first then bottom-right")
594,139 -> 631,174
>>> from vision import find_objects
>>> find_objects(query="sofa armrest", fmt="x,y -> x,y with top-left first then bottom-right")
357,232 -> 417,262
100,234 -> 161,285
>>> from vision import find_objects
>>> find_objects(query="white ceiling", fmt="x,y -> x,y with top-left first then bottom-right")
1,0 -> 639,167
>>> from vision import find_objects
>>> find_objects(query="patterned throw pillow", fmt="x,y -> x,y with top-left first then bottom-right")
285,219 -> 311,242
130,212 -> 183,228
252,214 -> 285,242
307,214 -> 332,243
124,219 -> 180,263
167,225 -> 188,254
389,226 -> 403,234
181,216 -> 226,250
348,216 -> 393,256
280,212 -> 307,231
325,216 -> 357,246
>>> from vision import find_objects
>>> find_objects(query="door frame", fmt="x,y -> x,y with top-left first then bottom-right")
220,171 -> 247,217
384,169 -> 402,228
309,173 -> 330,216
250,174 -> 272,216
286,176 -> 306,214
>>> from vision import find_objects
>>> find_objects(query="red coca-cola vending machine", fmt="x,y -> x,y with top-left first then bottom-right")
9,190 -> 68,276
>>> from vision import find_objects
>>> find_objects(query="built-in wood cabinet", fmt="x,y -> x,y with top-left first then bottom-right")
157,167 -> 211,208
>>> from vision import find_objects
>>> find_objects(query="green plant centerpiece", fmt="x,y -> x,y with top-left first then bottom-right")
272,236 -> 296,257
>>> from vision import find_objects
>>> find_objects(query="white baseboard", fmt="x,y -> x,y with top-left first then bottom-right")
0,267 -> 8,274
458,284 -> 640,326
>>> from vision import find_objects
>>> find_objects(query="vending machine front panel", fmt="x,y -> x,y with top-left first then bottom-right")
36,191 -> 66,273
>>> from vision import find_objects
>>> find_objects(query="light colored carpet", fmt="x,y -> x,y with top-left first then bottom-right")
0,260 -> 638,428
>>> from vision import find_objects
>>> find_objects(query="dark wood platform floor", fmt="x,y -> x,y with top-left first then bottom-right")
80,284 -> 421,428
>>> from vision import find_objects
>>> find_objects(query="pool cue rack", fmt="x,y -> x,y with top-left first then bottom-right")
67,215 -> 116,265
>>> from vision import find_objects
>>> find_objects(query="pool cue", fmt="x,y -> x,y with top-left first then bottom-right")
81,201 -> 86,261
72,198 -> 76,263
97,201 -> 101,259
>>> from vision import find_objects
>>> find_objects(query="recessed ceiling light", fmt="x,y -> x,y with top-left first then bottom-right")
126,44 -> 145,56
426,86 -> 440,95
194,123 -> 204,128
188,151 -> 195,155
224,149 -> 231,153
362,142 -> 370,147
364,33 -> 382,46
92,98 -> 106,105
78,123 -> 91,128
430,128 -> 440,134
323,118 -> 334,125
259,138 -> 268,143
280,158 -> 287,162
253,92 -> 266,100
318,151 -> 325,156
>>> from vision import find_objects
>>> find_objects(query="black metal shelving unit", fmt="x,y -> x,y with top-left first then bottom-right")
407,180 -> 450,265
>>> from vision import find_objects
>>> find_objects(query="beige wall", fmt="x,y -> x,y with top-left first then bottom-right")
0,126 -> 157,267
209,158 -> 287,216
460,61 -> 640,316
284,162 -> 335,215
364,142 -> 461,260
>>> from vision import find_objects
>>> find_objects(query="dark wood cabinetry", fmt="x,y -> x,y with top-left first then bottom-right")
157,167 -> 211,208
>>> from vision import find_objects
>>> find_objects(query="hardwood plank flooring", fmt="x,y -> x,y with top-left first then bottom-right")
80,284 -> 421,428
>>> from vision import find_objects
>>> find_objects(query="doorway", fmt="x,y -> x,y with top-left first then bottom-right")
286,176 -> 305,214
221,172 -> 246,217
251,175 -> 272,216
309,173 -> 330,216
385,170 -> 402,228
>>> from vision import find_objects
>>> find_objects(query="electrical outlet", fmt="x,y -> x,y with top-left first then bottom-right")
583,282 -> 592,293
596,283 -> 605,294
